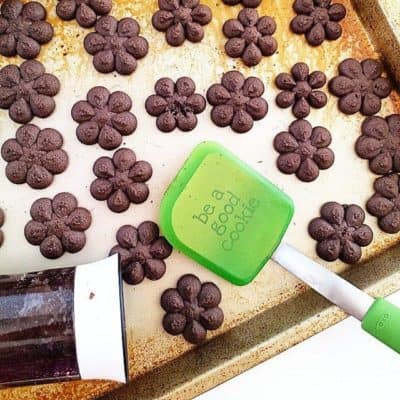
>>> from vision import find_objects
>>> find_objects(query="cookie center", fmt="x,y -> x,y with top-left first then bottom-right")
110,170 -> 131,191
182,300 -> 204,321
167,93 -> 187,114
353,78 -> 372,95
242,26 -> 260,44
104,35 -> 126,53
7,16 -> 31,38
229,92 -> 250,110
173,7 -> 192,25
296,141 -> 315,160
131,242 -> 152,264
16,80 -> 34,101
20,145 -> 45,167
311,7 -> 329,25
46,217 -> 68,239
335,224 -> 355,243
293,81 -> 312,98
93,107 -> 113,127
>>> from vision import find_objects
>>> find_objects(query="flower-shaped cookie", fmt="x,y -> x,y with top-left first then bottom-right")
290,0 -> 346,46
24,192 -> 92,259
71,86 -> 137,150
355,115 -> 400,175
329,58 -> 392,116
206,70 -> 268,133
161,274 -> 224,344
0,208 -> 4,248
275,62 -> 327,118
223,8 -> 277,67
90,148 -> 152,213
0,60 -> 60,124
1,124 -> 68,189
0,0 -> 54,59
56,0 -> 112,28
109,222 -> 173,285
308,202 -> 373,263
273,119 -> 334,182
367,174 -> 400,234
223,0 -> 261,7
145,77 -> 206,132
152,0 -> 212,46
84,15 -> 149,75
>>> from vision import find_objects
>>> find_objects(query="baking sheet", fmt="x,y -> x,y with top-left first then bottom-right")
1,0 -> 400,399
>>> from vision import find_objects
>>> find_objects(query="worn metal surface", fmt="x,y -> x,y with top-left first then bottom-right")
0,0 -> 400,399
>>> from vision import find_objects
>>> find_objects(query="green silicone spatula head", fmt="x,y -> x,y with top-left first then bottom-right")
161,141 -> 400,355
160,141 -> 294,285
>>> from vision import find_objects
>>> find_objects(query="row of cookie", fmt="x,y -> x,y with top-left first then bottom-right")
0,0 -> 348,73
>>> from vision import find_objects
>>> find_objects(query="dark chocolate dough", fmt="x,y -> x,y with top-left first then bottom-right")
273,119 -> 334,182
109,221 -> 173,285
84,15 -> 149,75
24,192 -> 92,259
0,0 -> 54,59
290,0 -> 346,46
161,274 -> 224,344
275,62 -> 327,118
152,0 -> 212,46
367,174 -> 400,234
223,8 -> 277,67
56,0 -> 112,28
72,86 -> 137,150
1,124 -> 68,189
0,60 -> 60,123
145,77 -> 206,132
90,148 -> 152,213
329,58 -> 392,116
308,202 -> 373,263
207,70 -> 268,133
355,114 -> 400,175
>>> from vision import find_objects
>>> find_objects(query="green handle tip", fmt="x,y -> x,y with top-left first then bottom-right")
362,298 -> 400,353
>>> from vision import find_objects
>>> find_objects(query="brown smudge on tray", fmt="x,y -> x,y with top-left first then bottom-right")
2,1 -> 400,400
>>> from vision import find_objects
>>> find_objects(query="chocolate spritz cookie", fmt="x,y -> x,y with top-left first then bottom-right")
275,62 -> 327,118
84,15 -> 149,75
1,124 -> 68,189
71,86 -> 137,150
223,8 -> 277,67
145,77 -> 206,132
329,58 -> 392,116
308,202 -> 373,263
90,148 -> 152,213
161,274 -> 224,344
152,0 -> 212,46
0,60 -> 60,124
367,174 -> 400,234
207,71 -> 268,133
290,0 -> 346,46
273,119 -> 334,182
56,0 -> 112,28
0,208 -> 4,248
356,115 -> 400,175
0,0 -> 54,59
25,193 -> 92,259
222,0 -> 261,7
109,222 -> 173,285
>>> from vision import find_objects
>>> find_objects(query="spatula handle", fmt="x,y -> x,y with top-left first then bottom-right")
362,298 -> 400,353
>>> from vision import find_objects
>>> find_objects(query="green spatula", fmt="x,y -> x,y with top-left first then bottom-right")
160,141 -> 400,353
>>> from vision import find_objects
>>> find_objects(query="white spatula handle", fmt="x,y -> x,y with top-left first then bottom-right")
272,242 -> 374,321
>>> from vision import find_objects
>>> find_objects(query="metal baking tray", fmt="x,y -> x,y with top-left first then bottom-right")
0,0 -> 400,399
